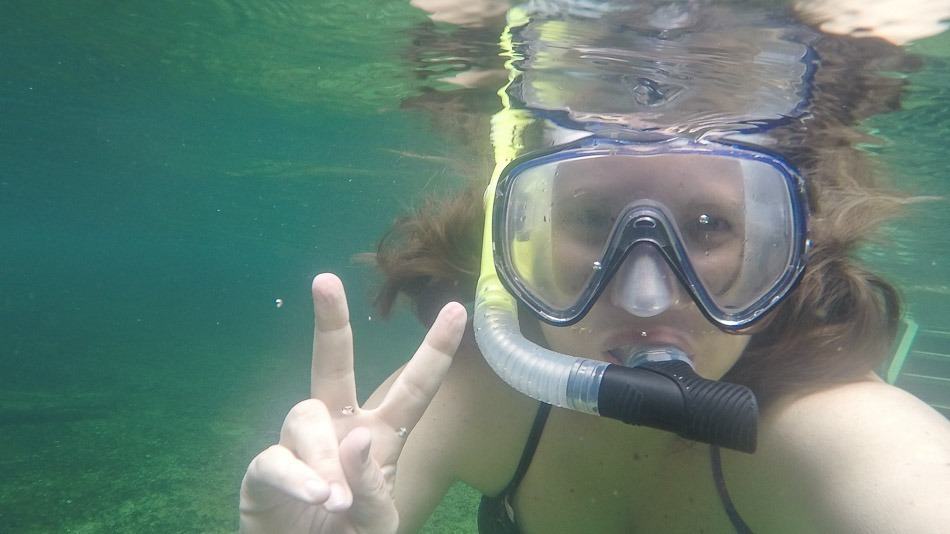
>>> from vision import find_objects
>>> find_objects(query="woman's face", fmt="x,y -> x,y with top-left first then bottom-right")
536,155 -> 753,379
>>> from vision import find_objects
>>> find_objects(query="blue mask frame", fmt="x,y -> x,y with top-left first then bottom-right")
492,136 -> 811,331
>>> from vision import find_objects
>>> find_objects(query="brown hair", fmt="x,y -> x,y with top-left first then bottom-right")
368,31 -> 921,408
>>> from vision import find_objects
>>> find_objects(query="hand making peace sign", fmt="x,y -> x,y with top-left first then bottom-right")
240,273 -> 467,533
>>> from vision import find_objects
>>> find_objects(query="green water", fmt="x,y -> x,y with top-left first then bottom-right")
0,2 -> 947,532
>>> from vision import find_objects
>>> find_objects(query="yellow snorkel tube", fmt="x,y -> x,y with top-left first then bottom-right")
474,8 -> 603,413
472,8 -> 758,452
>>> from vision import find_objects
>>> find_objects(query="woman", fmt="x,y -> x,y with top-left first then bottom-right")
239,2 -> 950,532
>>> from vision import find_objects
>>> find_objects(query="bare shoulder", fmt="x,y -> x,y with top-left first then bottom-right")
764,375 -> 950,456
732,374 -> 950,533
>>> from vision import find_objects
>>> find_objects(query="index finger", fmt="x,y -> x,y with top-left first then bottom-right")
310,273 -> 358,409
374,302 -> 467,431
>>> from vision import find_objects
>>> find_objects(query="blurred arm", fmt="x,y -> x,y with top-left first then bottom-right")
796,0 -> 950,44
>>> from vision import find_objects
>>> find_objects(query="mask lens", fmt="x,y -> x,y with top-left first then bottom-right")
682,158 -> 796,312
506,163 -> 606,310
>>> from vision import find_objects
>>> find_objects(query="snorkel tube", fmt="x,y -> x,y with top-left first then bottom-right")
474,144 -> 759,453
470,3 -> 797,454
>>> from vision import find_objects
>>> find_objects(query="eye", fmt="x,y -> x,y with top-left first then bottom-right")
698,213 -> 730,232
683,212 -> 735,245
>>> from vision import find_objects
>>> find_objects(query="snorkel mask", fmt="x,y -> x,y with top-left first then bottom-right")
474,1 -> 817,453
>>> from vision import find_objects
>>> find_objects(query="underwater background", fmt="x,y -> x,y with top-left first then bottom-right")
1,1 -> 947,532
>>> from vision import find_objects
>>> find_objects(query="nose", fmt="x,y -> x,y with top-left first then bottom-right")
609,244 -> 681,317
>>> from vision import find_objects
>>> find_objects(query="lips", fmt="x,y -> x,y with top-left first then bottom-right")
603,327 -> 694,365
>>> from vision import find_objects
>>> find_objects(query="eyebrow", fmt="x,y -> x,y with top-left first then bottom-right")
555,157 -> 746,205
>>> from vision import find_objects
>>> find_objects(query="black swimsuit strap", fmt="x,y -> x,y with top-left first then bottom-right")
476,402 -> 553,534
710,445 -> 754,534
501,402 -> 552,498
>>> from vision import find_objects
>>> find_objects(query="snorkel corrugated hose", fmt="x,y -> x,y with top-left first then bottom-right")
475,274 -> 608,414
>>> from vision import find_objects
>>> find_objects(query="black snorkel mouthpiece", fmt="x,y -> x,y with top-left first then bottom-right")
597,350 -> 758,453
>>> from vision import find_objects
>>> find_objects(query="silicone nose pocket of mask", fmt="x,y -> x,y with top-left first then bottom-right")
610,245 -> 677,317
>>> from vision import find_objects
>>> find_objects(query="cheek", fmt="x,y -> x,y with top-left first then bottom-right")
539,322 -> 602,359
694,332 -> 750,379
551,238 -> 600,295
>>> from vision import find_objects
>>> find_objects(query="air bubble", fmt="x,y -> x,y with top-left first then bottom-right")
396,427 -> 408,438
341,405 -> 355,416
592,261 -> 602,271
698,214 -> 710,225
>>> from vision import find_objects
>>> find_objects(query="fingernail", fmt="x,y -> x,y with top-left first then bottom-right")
304,479 -> 329,503
312,274 -> 341,304
325,483 -> 350,512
